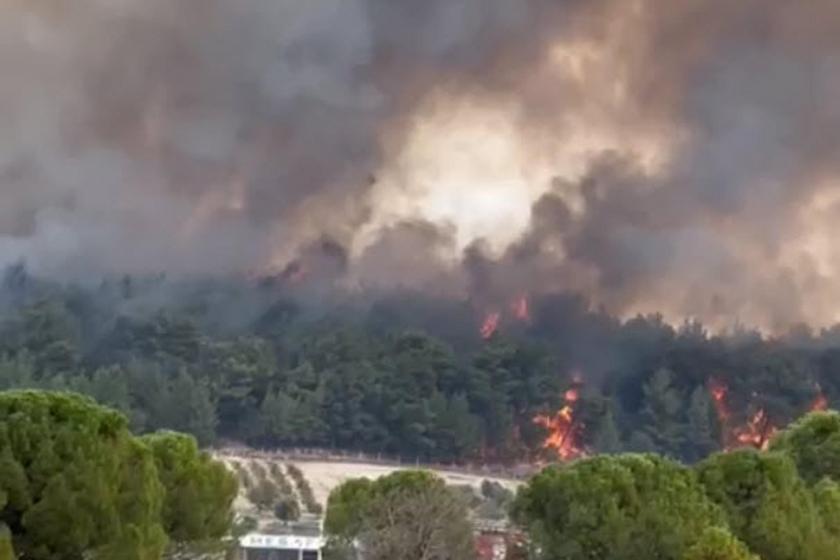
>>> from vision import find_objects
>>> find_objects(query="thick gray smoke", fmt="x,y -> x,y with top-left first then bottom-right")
2,0 -> 840,330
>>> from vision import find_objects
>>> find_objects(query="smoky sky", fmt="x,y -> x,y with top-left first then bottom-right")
2,0 -> 840,330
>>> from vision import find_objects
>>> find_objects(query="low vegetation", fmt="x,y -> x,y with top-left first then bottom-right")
269,463 -> 295,497
287,463 -> 323,515
231,461 -> 253,491
240,460 -> 309,524
246,477 -> 280,512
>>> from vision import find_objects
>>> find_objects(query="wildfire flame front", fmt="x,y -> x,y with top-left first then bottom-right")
534,382 -> 585,461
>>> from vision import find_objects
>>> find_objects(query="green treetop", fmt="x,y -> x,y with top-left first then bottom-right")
512,454 -> 727,560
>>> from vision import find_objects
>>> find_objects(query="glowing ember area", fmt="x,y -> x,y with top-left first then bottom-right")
708,378 -> 730,423
480,312 -> 501,339
510,295 -> 531,322
478,295 -> 530,339
733,409 -> 777,451
708,378 -> 778,451
534,384 -> 586,461
811,390 -> 829,412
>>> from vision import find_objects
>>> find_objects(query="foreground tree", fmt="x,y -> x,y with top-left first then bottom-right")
0,390 -> 236,559
512,454 -> 726,560
696,449 -> 839,560
812,478 -> 840,538
681,528 -> 758,560
0,390 -> 167,559
324,471 -> 474,560
770,410 -> 840,484
142,431 -> 237,544
0,518 -> 12,560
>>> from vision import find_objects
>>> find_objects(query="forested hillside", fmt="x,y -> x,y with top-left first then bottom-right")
1,265 -> 838,464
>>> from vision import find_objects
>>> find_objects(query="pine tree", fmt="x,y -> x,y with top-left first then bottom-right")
687,386 -> 719,461
641,368 -> 685,457
593,408 -> 622,454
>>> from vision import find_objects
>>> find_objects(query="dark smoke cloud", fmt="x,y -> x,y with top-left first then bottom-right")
2,0 -> 840,330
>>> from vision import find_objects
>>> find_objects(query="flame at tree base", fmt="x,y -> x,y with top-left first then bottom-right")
708,378 -> 779,452
510,295 -> 530,322
478,294 -> 531,339
533,385 -> 586,461
811,390 -> 829,412
733,408 -> 777,451
480,311 -> 501,339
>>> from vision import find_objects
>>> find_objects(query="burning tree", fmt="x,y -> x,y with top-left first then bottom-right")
810,389 -> 828,412
731,408 -> 777,451
707,378 -> 777,451
478,294 -> 531,340
510,295 -> 530,322
533,383 -> 586,461
709,378 -> 730,423
480,312 -> 501,340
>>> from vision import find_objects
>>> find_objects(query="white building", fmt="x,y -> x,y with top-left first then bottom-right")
238,533 -> 324,560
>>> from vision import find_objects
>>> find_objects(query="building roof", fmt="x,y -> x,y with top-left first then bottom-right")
240,533 -> 324,551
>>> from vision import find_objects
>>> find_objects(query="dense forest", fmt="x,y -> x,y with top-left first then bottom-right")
1,263 -> 837,464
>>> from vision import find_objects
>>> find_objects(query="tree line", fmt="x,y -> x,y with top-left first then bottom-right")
4,385 -> 840,560
2,267 -> 839,463
325,410 -> 840,560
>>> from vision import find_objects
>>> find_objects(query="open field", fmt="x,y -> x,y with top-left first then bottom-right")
280,459 -> 522,505
216,450 -> 524,518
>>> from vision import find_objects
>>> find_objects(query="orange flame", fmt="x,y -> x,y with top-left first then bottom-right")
733,409 -> 777,451
534,383 -> 585,461
811,390 -> 829,412
708,378 -> 730,422
708,378 -> 777,451
480,312 -> 501,339
510,295 -> 531,322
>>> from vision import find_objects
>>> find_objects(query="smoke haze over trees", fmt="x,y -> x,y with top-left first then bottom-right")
1,265 -> 839,465
3,1 -> 840,330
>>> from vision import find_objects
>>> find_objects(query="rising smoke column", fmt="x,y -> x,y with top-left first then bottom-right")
2,1 -> 840,330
